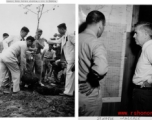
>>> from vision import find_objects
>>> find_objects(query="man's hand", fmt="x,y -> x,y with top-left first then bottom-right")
20,67 -> 27,77
54,33 -> 59,37
50,38 -> 56,40
79,82 -> 94,96
141,81 -> 152,88
55,59 -> 60,65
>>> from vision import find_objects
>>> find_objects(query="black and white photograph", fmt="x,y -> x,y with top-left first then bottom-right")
0,4 -> 75,117
79,5 -> 152,117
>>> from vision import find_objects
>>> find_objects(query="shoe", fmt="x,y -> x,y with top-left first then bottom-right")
3,90 -> 11,94
39,82 -> 44,86
1,87 -> 11,94
12,91 -> 24,97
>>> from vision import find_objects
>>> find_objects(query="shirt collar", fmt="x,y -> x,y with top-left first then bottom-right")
142,40 -> 152,51
61,32 -> 68,41
20,36 -> 24,41
84,28 -> 97,38
63,31 -> 68,38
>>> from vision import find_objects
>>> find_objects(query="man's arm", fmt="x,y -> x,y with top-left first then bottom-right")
41,49 -> 46,60
79,41 -> 108,96
28,46 -> 37,52
3,36 -> 14,49
3,40 -> 8,50
53,50 -> 56,59
92,42 -> 108,77
69,34 -> 75,45
87,42 -> 108,88
46,37 -> 62,44
20,44 -> 27,76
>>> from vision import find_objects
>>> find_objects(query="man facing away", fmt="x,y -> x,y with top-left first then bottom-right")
0,36 -> 35,95
46,23 -> 75,96
79,10 -> 108,116
132,22 -> 152,111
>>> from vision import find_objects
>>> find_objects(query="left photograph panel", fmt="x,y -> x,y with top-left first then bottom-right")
0,4 -> 75,117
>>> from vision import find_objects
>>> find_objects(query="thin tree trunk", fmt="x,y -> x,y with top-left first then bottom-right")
36,19 -> 40,32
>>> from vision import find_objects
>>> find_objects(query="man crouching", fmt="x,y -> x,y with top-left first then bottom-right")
0,36 -> 35,95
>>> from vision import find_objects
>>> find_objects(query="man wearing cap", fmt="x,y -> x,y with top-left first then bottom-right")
46,23 -> 75,96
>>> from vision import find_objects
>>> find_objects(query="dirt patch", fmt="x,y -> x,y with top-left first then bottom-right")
0,89 -> 74,117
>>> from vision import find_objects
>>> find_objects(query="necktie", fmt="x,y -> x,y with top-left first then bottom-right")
61,37 -> 68,62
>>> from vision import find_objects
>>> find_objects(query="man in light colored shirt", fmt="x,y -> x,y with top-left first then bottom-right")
0,33 -> 9,93
0,41 -> 3,54
46,23 -> 75,96
79,11 -> 108,116
132,22 -> 152,111
0,33 -> 9,53
3,27 -> 29,49
1,27 -> 29,93
0,36 -> 35,95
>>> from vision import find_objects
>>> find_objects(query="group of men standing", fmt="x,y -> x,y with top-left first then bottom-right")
0,23 -> 75,97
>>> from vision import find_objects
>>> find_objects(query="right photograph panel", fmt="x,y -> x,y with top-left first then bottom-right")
79,5 -> 152,116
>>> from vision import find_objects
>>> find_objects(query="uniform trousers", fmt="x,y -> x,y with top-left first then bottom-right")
79,87 -> 102,116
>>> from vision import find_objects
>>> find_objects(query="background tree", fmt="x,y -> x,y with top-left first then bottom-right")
20,4 -> 59,32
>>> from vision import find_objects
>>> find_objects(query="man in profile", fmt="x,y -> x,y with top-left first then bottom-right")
3,27 -> 29,49
132,22 -> 152,111
79,10 -> 108,116
46,23 -> 75,96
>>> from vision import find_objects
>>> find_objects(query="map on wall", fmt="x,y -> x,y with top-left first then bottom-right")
79,5 -> 133,102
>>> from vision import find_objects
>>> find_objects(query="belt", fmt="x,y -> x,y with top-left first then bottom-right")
79,81 -> 86,84
44,57 -> 52,59
134,85 -> 152,90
